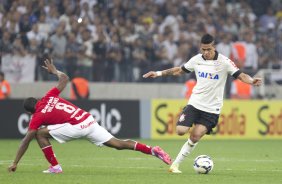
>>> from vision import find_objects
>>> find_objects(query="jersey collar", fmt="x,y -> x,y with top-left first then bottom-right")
202,51 -> 219,61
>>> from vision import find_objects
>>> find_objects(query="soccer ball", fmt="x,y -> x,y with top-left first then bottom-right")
193,155 -> 214,174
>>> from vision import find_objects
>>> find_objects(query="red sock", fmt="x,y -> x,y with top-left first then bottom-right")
42,145 -> 59,166
134,142 -> 153,155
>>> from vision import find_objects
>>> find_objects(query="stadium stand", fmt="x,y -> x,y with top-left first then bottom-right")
0,0 -> 281,99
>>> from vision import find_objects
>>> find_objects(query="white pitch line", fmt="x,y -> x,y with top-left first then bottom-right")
70,164 -> 164,170
3,162 -> 282,172
215,168 -> 282,172
2,158 -> 282,162
2,161 -> 282,172
0,157 -> 154,163
214,158 -> 282,162
2,158 -> 282,164
1,162 -> 164,170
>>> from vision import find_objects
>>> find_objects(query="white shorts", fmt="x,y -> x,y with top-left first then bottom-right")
47,116 -> 113,146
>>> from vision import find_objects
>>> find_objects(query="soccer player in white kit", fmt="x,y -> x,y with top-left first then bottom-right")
143,34 -> 262,173
8,59 -> 171,174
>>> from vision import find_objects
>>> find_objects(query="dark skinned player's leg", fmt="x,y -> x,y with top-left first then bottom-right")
103,137 -> 172,165
36,127 -> 60,168
103,137 -> 136,150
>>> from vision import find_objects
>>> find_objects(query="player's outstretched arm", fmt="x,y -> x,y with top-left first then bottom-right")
8,130 -> 36,172
42,58 -> 69,92
143,67 -> 185,78
237,73 -> 262,86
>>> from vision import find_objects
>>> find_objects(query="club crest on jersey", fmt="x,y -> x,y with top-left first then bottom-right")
198,71 -> 219,80
179,114 -> 185,122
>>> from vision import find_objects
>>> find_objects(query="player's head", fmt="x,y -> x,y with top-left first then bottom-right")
23,97 -> 38,114
0,71 -> 4,81
200,34 -> 216,60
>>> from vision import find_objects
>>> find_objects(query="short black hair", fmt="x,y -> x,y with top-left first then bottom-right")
23,97 -> 38,113
201,34 -> 214,44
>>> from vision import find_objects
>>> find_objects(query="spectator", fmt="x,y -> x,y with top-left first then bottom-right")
12,35 -> 27,56
79,1 -> 94,23
132,38 -> 150,82
257,35 -> 277,69
216,33 -> 234,59
231,41 -> 245,69
78,28 -> 95,81
46,5 -> 60,33
223,17 -> 239,36
0,0 -> 280,85
92,28 -> 108,81
70,73 -> 89,100
37,39 -> 54,81
37,13 -> 51,41
0,30 -> 13,55
242,31 -> 258,75
230,79 -> 253,99
259,7 -> 277,32
0,71 -> 11,100
50,25 -> 67,74
183,75 -> 197,99
19,13 -> 32,33
65,32 -> 81,79
159,5 -> 180,41
27,23 -> 44,44
6,11 -> 20,34
275,35 -> 282,69
161,30 -> 178,63
58,6 -> 73,32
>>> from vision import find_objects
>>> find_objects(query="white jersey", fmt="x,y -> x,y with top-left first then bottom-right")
182,52 -> 240,114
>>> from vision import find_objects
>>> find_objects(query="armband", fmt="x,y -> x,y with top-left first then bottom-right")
156,71 -> 162,76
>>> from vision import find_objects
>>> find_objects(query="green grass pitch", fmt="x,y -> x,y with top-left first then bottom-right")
1,139 -> 282,184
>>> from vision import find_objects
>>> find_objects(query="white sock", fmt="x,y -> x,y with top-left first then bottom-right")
173,139 -> 198,165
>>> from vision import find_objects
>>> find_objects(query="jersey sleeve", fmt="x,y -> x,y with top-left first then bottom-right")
45,87 -> 61,97
28,114 -> 43,130
181,58 -> 195,73
226,58 -> 240,76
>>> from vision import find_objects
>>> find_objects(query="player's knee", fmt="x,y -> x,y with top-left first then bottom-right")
176,130 -> 186,136
189,134 -> 201,143
36,128 -> 49,138
176,127 -> 188,136
35,131 -> 43,139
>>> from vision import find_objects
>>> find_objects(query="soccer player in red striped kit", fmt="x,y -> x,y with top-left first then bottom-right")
8,58 -> 171,174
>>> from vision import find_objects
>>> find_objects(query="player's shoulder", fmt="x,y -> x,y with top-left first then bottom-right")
217,53 -> 233,64
30,111 -> 43,122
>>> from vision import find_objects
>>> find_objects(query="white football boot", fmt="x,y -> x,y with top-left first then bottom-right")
169,163 -> 182,174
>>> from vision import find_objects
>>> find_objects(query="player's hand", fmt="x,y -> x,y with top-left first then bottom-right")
8,163 -> 17,172
143,71 -> 159,78
42,59 -> 57,75
252,78 -> 262,86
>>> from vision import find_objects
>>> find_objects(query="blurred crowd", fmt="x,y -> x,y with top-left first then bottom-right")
0,0 -> 282,83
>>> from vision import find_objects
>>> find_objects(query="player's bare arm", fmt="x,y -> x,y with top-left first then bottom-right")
42,59 -> 69,92
8,130 -> 37,172
143,67 -> 185,78
237,73 -> 262,86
